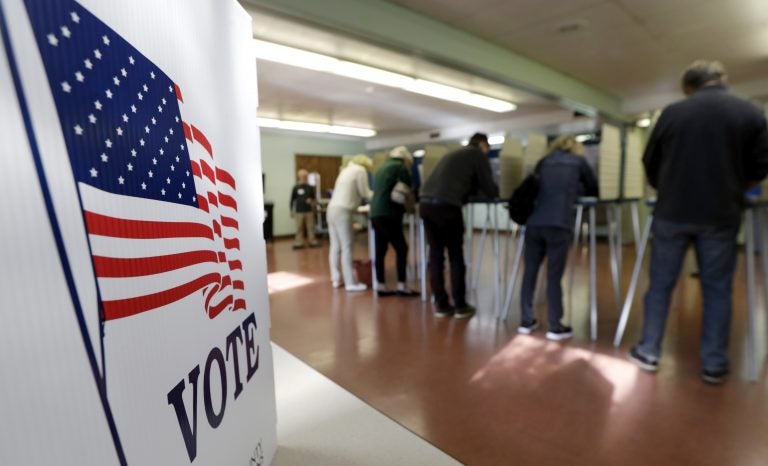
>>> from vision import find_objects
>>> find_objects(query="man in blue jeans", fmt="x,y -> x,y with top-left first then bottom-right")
629,61 -> 768,384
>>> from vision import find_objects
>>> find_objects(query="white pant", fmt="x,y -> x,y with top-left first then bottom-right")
327,206 -> 356,285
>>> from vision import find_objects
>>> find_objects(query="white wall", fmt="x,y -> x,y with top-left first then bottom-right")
260,129 -> 366,236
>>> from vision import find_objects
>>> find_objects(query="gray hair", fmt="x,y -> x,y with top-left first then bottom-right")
682,60 -> 726,91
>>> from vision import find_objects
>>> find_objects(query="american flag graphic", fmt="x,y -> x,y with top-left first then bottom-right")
27,0 -> 246,321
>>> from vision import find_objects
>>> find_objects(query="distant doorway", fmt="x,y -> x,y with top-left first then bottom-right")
295,154 -> 342,199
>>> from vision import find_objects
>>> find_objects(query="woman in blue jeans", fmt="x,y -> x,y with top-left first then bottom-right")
518,136 -> 598,340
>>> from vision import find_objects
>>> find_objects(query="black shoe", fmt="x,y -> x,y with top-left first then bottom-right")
545,326 -> 573,341
517,318 -> 539,335
376,289 -> 396,297
309,242 -> 322,248
396,289 -> 419,297
292,244 -> 305,250
434,306 -> 454,318
702,368 -> 729,385
628,346 -> 659,372
454,304 -> 476,319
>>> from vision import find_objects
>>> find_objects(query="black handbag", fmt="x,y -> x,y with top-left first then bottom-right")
507,158 -> 546,225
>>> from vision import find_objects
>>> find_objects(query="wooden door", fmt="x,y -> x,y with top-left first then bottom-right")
295,154 -> 343,199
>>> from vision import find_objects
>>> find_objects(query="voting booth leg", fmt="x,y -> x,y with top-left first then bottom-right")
472,206 -> 491,292
615,203 -> 623,290
502,227 -> 526,321
745,209 -> 758,382
613,214 -> 653,347
631,201 -> 641,256
465,204 -> 475,292
492,204 -> 502,317
760,208 -> 768,376
567,204 -> 584,320
503,216 -> 512,281
368,219 -> 376,291
607,205 -> 621,306
408,214 -> 416,281
589,205 -> 598,341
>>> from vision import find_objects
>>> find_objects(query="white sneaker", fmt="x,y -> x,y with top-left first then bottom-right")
332,280 -> 342,289
345,283 -> 367,292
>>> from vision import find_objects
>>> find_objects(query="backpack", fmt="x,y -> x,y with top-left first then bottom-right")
507,157 -> 546,225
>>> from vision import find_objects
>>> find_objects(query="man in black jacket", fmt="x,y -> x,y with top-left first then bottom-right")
629,61 -> 768,384
420,133 -> 499,319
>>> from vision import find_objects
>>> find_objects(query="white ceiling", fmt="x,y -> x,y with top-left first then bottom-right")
388,0 -> 768,110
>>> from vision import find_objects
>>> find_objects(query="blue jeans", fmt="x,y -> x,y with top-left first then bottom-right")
520,226 -> 572,329
637,218 -> 739,371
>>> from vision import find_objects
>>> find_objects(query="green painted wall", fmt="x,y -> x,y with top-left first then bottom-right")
247,0 -> 626,120
260,130 -> 366,236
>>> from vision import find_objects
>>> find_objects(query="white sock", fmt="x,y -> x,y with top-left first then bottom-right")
397,282 -> 406,291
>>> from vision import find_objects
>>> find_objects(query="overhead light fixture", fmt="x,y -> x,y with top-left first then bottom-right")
488,134 -> 506,146
257,118 -> 376,138
413,149 -> 425,158
253,39 -> 517,113
461,139 -> 469,146
575,134 -> 591,143
637,118 -> 651,128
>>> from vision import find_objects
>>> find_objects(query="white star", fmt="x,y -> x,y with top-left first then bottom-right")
116,127 -> 123,136
137,92 -> 143,101
61,81 -> 71,93
84,59 -> 93,69
148,170 -> 153,178
151,117 -> 156,125
90,167 -> 98,178
94,100 -> 102,110
150,71 -> 156,79
180,144 -> 185,151
130,148 -> 137,157
158,106 -> 163,113
139,138 -> 145,146
165,136 -> 169,143
162,98 -> 167,105
175,155 -> 179,162
88,114 -> 96,124
169,85 -> 173,92
174,117 -> 179,123
186,170 -> 190,177
142,84 -> 149,92
128,56 -> 135,65
166,177 -> 171,185
192,196 -> 196,202
120,68 -> 127,77
75,71 -> 84,82
73,125 -> 83,135
159,148 -> 164,155
122,114 -> 129,122
105,139 -> 112,148
170,164 -> 175,171
100,153 -> 108,162
113,76 -> 120,86
127,163 -> 133,171
161,189 -> 166,196
178,192 -> 182,199
182,182 -> 186,188
141,182 -> 147,190
94,49 -> 102,60
130,104 -> 137,113
70,12 -> 80,23
47,34 -> 58,46
145,126 -> 150,134
60,26 -> 71,38
102,35 -> 110,46
118,176 -> 124,185
169,128 -> 174,135
152,158 -> 157,165
105,89 -> 113,99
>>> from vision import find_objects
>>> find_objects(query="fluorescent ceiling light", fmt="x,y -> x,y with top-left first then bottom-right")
253,39 -> 516,113
637,118 -> 651,128
488,134 -> 506,146
257,118 -> 376,138
461,139 -> 469,146
575,134 -> 591,142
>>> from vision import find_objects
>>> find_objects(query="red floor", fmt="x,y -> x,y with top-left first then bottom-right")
266,232 -> 768,466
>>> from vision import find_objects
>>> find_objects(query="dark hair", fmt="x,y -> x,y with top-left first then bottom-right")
682,60 -> 725,91
468,133 -> 488,147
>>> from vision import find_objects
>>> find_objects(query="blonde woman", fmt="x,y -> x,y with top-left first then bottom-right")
518,135 -> 598,340
327,155 -> 373,291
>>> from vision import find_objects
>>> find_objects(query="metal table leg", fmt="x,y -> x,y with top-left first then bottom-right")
368,218 -> 376,292
408,214 -> 416,281
613,215 -> 653,347
589,205 -> 598,341
630,201 -> 641,256
502,227 -> 526,321
607,205 -> 621,307
567,204 -> 584,319
492,204 -> 501,318
472,205 -> 491,292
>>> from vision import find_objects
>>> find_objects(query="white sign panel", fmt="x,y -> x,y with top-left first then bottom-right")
0,0 -> 276,464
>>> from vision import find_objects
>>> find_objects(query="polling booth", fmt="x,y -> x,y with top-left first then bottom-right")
0,0 -> 277,464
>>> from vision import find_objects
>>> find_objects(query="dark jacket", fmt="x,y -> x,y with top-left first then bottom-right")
420,145 -> 499,206
644,85 -> 768,227
371,158 -> 411,218
290,183 -> 315,213
527,151 -> 598,230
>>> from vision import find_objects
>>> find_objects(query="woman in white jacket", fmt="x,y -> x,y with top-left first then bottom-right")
327,155 -> 373,291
